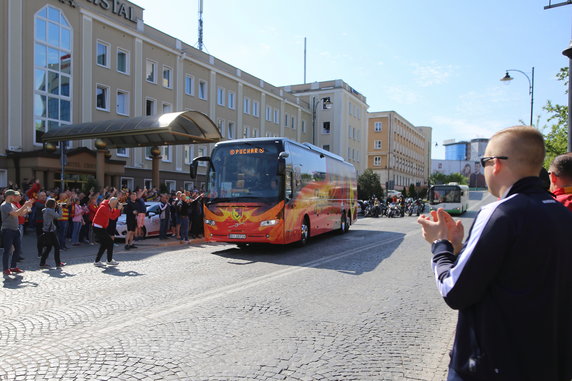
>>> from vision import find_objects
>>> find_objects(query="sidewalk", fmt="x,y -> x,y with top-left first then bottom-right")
17,231 -> 205,268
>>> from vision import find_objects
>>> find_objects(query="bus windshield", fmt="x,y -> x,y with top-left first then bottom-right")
429,185 -> 461,204
207,141 -> 282,203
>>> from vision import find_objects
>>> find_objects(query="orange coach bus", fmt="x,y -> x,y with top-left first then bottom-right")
190,137 -> 358,247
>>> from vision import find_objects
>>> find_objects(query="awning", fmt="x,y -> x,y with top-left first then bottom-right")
41,110 -> 222,148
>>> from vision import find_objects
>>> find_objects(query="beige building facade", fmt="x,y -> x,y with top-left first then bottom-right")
0,0 -> 319,191
367,111 -> 432,191
284,80 -> 369,173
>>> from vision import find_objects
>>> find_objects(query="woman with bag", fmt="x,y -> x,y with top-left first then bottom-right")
39,198 -> 66,269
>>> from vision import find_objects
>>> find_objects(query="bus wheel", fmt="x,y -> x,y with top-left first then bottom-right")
299,217 -> 310,246
339,213 -> 347,234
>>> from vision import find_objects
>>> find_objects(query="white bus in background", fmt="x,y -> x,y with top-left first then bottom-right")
427,182 -> 469,215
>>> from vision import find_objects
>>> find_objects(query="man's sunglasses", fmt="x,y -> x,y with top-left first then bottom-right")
480,156 -> 508,167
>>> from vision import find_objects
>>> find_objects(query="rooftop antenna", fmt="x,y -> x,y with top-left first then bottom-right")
198,0 -> 204,51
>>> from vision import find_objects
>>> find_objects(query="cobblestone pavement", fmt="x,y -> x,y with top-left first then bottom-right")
0,193 -> 492,380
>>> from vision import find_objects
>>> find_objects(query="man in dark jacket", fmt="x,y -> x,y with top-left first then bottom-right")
418,126 -> 572,380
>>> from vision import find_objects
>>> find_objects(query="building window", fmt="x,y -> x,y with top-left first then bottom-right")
197,146 -> 207,166
96,40 -> 110,68
116,90 -> 129,116
217,119 -> 225,137
184,74 -> 194,96
96,84 -> 109,111
243,126 -> 250,138
34,5 -> 73,145
374,121 -> 382,132
291,116 -> 296,129
184,145 -> 194,165
273,109 -> 279,124
302,120 -> 306,133
228,91 -> 235,109
227,122 -> 234,139
323,145 -> 330,151
162,102 -> 172,113
162,146 -> 171,162
252,101 -> 259,117
322,121 -> 331,134
164,180 -> 176,192
198,80 -> 207,100
145,147 -> 152,160
116,148 -> 128,157
374,140 -> 382,149
120,177 -> 134,191
162,66 -> 172,88
145,98 -> 156,116
374,156 -> 381,166
252,128 -> 258,138
265,106 -> 272,121
117,48 -> 129,74
217,87 -> 225,106
146,60 -> 157,83
184,181 -> 194,191
284,113 -> 288,127
243,97 -> 250,114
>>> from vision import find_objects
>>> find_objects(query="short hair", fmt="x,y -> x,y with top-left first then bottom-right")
45,198 -> 56,208
489,126 -> 545,172
550,153 -> 572,181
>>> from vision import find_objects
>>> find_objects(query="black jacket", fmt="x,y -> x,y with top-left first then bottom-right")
431,177 -> 572,380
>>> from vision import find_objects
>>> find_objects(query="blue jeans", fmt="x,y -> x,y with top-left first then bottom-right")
179,216 -> 189,241
2,229 -> 22,271
159,218 -> 169,239
57,220 -> 69,248
71,221 -> 82,244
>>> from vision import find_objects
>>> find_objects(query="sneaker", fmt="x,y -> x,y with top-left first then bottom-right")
107,260 -> 119,266
10,267 -> 24,274
124,244 -> 131,250
94,261 -> 105,267
3,269 -> 11,276
39,264 -> 51,269
129,244 -> 138,249
56,262 -> 66,268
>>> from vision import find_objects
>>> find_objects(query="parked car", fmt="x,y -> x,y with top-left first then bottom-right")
115,202 -> 163,239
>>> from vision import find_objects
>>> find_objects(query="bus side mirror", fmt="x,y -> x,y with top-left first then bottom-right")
277,152 -> 288,176
190,156 -> 211,179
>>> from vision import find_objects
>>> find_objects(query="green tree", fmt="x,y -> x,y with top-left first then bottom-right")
429,172 -> 468,186
402,186 -> 408,198
408,184 -> 417,198
543,67 -> 569,167
357,169 -> 383,200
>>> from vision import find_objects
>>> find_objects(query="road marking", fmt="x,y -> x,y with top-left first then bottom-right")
99,234 -> 408,333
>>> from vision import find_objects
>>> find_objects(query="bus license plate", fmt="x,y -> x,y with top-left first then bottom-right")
229,234 -> 246,239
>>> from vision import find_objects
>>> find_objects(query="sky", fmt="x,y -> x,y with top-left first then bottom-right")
132,0 -> 572,159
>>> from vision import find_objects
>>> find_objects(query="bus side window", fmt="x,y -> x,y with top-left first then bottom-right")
285,170 -> 293,200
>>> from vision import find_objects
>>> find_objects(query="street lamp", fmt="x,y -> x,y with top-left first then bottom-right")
562,43 -> 572,152
311,96 -> 333,146
500,67 -> 535,126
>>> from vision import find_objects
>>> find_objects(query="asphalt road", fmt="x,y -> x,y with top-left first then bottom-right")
0,191 -> 496,380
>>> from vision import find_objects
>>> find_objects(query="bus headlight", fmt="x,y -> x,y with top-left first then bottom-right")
205,219 -> 216,226
260,219 -> 278,227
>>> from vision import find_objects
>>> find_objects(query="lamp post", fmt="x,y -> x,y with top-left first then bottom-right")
500,67 -> 535,126
562,43 -> 572,152
311,96 -> 333,146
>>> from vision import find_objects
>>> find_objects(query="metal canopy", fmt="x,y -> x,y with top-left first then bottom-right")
41,111 -> 222,148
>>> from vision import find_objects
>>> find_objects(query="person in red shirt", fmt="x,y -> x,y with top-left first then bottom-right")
549,153 -> 572,212
86,196 -> 99,245
92,197 -> 122,267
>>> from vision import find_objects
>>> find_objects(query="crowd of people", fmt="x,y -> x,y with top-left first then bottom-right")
0,181 -> 205,275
